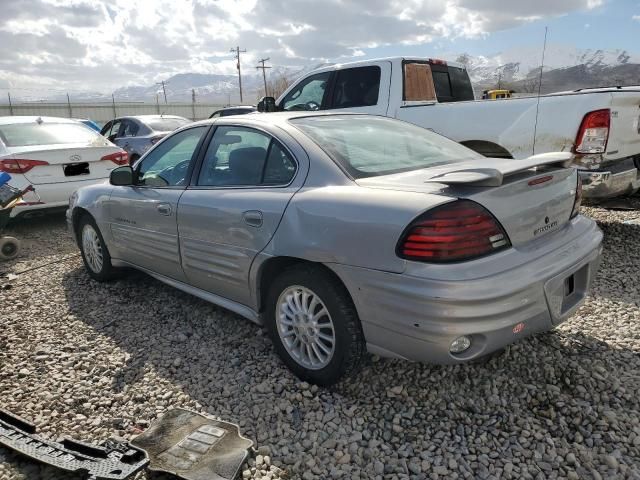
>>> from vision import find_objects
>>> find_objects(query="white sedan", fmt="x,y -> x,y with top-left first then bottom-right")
0,116 -> 128,218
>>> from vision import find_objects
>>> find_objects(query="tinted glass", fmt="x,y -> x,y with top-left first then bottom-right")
331,66 -> 380,109
198,126 -> 270,186
291,115 -> 480,179
432,70 -> 452,100
146,117 -> 190,131
263,143 -> 296,185
137,126 -> 206,187
282,72 -> 331,111
448,66 -> 474,101
122,120 -> 139,137
0,122 -> 104,147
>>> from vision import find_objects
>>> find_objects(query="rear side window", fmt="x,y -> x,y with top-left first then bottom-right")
198,126 -> 296,187
330,66 -> 380,109
0,122 -> 103,147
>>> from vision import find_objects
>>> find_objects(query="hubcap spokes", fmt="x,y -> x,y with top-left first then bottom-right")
276,286 -> 335,370
82,225 -> 103,273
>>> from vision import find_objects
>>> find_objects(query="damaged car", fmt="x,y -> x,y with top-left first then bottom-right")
67,113 -> 603,385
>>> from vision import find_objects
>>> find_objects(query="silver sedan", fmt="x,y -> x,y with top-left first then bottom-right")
67,113 -> 603,385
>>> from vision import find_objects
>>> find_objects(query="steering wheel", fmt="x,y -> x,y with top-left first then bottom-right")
287,100 -> 321,111
158,159 -> 191,185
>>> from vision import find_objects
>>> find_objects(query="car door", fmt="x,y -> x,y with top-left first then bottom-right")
108,125 -> 210,280
177,124 -> 306,306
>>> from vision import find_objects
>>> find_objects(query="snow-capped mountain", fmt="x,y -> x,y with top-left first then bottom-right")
460,45 -> 640,85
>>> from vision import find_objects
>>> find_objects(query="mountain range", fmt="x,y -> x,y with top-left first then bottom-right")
8,45 -> 640,104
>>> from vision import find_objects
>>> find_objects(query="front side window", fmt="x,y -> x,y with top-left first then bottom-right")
137,126 -> 207,187
330,66 -> 380,109
281,72 -> 331,111
291,115 -> 481,179
198,126 -> 295,186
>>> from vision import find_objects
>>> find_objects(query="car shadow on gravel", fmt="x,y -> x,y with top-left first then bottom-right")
62,258 -> 640,431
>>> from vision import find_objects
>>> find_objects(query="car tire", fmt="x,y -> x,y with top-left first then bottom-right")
78,215 -> 119,282
265,265 -> 365,386
0,236 -> 21,261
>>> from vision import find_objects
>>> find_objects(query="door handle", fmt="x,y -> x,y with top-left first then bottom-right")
157,203 -> 172,216
243,210 -> 263,227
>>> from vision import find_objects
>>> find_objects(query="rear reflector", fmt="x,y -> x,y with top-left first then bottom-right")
397,200 -> 511,263
101,150 -> 129,166
0,159 -> 50,174
574,109 -> 610,154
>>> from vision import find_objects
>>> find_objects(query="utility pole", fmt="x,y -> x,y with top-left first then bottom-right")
156,80 -> 168,103
230,46 -> 246,103
111,93 -> 117,118
66,93 -> 73,118
256,57 -> 272,97
7,92 -> 13,116
191,89 -> 196,120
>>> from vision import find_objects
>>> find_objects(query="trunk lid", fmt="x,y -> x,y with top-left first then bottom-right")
357,153 -> 578,247
4,143 -> 123,185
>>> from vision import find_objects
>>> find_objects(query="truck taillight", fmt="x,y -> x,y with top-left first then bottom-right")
101,150 -> 129,165
0,159 -> 49,174
570,174 -> 582,219
397,200 -> 511,263
574,109 -> 610,154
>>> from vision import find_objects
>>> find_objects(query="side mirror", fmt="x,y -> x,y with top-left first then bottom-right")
257,96 -> 277,113
110,166 -> 134,186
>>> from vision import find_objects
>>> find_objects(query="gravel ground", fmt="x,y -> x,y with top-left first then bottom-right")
1,201 -> 639,480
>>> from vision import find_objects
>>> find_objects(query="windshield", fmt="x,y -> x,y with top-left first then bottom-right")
291,115 -> 481,178
0,122 -> 103,147
146,117 -> 190,132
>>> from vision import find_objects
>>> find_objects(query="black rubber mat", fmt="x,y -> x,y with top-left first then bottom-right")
0,409 -> 148,480
131,408 -> 253,480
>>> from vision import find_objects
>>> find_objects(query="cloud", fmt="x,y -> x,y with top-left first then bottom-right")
633,15 -> 640,21
0,0 -> 604,93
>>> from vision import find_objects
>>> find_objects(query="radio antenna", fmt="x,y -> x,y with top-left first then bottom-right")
532,26 -> 548,155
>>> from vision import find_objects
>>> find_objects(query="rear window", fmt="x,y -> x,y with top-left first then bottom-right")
291,115 -> 481,179
0,122 -> 102,147
146,118 -> 190,131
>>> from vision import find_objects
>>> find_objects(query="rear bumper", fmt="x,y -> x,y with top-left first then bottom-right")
579,157 -> 640,199
8,176 -> 108,218
330,215 -> 603,364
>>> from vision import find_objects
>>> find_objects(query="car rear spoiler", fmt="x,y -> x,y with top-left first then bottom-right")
424,152 -> 574,187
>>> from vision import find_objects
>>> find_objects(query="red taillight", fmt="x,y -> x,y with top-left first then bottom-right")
429,58 -> 447,66
0,158 -> 49,174
150,136 -> 163,145
570,174 -> 582,219
101,150 -> 129,165
574,109 -> 610,154
397,200 -> 511,263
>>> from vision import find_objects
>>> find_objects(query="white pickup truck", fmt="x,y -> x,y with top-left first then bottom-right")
258,56 -> 640,199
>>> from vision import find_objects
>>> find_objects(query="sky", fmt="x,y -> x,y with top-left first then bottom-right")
0,0 -> 638,96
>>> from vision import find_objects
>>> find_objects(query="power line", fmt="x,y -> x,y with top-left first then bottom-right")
230,46 -> 247,103
256,57 -> 272,97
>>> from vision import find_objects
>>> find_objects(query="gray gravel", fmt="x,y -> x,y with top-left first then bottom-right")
1,202 -> 640,480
